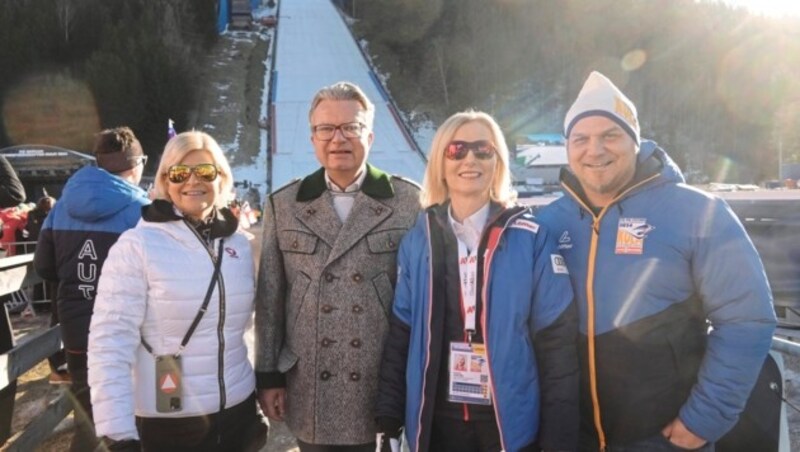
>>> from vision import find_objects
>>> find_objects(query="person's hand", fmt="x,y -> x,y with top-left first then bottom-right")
375,433 -> 400,452
662,418 -> 707,449
258,388 -> 286,421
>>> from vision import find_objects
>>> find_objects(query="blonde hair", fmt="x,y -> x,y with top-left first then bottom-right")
421,110 -> 517,208
154,131 -> 234,208
308,81 -> 375,129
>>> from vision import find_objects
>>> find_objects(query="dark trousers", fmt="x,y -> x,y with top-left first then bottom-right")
429,416 -> 538,452
296,440 -> 376,452
578,432 -> 715,452
137,393 -> 267,452
46,284 -> 66,373
65,351 -> 97,452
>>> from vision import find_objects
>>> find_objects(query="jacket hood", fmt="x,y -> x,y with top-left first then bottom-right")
63,166 -> 149,222
141,199 -> 240,239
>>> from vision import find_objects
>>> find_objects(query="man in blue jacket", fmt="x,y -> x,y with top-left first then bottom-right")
34,127 -> 150,452
536,71 -> 776,451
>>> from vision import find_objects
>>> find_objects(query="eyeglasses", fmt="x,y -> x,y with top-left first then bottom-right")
166,163 -> 219,183
444,140 -> 496,161
311,122 -> 366,141
133,155 -> 148,167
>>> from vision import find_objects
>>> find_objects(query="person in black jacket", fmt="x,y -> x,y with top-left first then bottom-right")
34,127 -> 150,452
0,155 -> 26,208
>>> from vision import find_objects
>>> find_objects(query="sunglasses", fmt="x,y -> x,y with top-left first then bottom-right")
445,140 -> 496,160
166,163 -> 219,183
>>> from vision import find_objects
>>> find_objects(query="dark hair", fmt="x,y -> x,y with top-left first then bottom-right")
94,127 -> 144,173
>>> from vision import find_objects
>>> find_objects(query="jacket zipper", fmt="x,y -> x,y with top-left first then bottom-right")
479,210 -> 525,452
561,174 -> 659,451
184,223 -> 227,443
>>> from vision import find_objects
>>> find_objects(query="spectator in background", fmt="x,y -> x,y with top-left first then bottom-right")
34,127 -> 149,452
0,154 -> 26,208
0,203 -> 31,257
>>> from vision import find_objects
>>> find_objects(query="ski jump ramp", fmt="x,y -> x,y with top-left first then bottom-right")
269,0 -> 427,190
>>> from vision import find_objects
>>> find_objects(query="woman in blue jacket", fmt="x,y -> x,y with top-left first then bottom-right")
375,110 -> 579,452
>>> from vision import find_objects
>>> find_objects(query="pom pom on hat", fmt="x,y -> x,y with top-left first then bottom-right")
564,71 -> 640,145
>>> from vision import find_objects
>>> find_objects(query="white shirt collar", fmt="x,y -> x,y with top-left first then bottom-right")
448,202 -> 491,252
325,168 -> 366,193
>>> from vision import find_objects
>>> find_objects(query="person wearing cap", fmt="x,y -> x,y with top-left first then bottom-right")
34,126 -> 150,452
536,71 -> 776,451
255,81 -> 421,451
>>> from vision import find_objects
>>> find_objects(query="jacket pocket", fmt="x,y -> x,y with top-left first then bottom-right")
366,229 -> 406,254
372,271 -> 394,319
287,272 -> 311,334
278,230 -> 318,254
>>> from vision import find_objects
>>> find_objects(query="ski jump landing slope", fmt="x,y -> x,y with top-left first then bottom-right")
270,0 -> 427,189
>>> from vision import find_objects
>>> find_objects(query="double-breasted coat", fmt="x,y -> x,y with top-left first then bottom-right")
255,165 -> 420,445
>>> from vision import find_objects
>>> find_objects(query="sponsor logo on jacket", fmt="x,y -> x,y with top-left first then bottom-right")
615,218 -> 655,255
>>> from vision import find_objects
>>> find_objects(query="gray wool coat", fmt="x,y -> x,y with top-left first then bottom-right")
255,165 -> 421,445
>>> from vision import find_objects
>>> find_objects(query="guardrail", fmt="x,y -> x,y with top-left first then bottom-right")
0,253 -> 70,451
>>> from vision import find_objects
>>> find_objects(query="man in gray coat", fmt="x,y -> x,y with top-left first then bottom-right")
255,81 -> 421,451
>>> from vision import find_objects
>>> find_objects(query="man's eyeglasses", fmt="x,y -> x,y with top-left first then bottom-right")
166,163 -> 219,183
444,140 -> 496,161
312,122 -> 366,141
132,155 -> 148,167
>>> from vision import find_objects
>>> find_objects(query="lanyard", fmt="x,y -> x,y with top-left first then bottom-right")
457,239 -> 478,342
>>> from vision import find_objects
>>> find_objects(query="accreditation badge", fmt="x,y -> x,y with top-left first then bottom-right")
447,342 -> 492,406
155,354 -> 183,412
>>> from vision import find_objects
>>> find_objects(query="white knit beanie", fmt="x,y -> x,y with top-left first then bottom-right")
564,71 -> 640,145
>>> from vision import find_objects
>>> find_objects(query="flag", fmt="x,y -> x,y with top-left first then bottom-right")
168,119 -> 177,139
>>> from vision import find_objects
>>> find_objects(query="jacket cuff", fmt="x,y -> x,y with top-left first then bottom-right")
376,416 -> 403,438
256,371 -> 286,389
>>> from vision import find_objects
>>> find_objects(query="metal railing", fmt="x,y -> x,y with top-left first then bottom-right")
0,253 -> 70,451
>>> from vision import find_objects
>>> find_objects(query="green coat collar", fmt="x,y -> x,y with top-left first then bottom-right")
296,164 -> 395,201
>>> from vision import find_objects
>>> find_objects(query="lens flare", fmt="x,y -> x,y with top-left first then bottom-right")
1,73 -> 100,150
621,49 -> 647,72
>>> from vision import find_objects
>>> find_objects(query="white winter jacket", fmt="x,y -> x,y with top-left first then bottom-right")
88,209 -> 256,441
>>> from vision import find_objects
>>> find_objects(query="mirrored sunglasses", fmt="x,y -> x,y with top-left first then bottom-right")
445,140 -> 496,160
166,163 -> 219,183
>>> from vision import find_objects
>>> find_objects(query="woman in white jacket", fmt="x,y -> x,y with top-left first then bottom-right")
88,131 -> 266,451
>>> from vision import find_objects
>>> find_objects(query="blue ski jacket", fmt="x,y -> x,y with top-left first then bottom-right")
376,205 -> 579,452
536,140 -> 776,446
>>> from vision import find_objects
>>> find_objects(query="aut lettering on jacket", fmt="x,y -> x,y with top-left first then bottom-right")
77,239 -> 98,299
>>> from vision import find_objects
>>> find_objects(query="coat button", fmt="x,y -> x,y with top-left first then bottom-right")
388,240 -> 395,249
375,206 -> 383,215
321,305 -> 333,313
325,273 -> 334,282
321,337 -> 336,347
350,372 -> 360,381
352,305 -> 363,314
350,339 -> 361,348
320,371 -> 331,381
352,273 -> 363,282
307,208 -> 316,215
291,240 -> 299,249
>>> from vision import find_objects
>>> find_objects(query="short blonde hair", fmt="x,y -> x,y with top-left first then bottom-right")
154,131 -> 234,208
308,81 -> 375,129
421,110 -> 517,208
